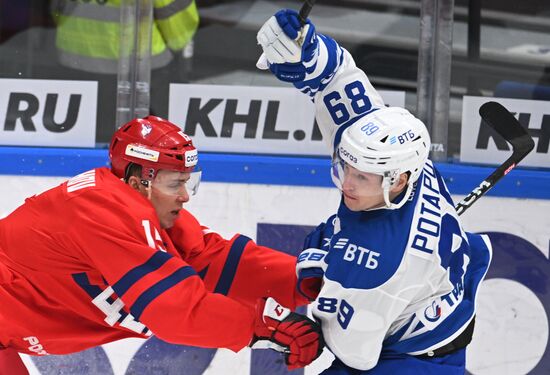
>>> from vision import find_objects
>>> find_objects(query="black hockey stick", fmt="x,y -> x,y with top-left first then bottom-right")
295,0 -> 318,46
455,101 -> 535,216
299,0 -> 317,25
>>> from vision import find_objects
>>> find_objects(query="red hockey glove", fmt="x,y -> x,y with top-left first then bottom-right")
250,297 -> 324,370
0,348 -> 29,375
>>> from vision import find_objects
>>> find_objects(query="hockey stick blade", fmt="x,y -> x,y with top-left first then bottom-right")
455,101 -> 535,216
299,0 -> 317,25
479,101 -> 535,155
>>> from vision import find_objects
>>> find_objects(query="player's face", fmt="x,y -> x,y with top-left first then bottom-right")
341,164 -> 385,211
150,170 -> 192,228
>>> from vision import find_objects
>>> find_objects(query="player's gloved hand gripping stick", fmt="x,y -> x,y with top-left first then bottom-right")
256,1 -> 317,82
261,0 -> 534,216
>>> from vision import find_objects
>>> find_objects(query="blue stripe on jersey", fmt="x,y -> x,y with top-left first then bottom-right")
72,272 -> 103,297
113,251 -> 173,297
294,34 -> 343,98
383,233 -> 491,354
435,168 -> 455,207
197,266 -> 209,280
131,266 -> 196,320
72,272 -> 138,329
213,235 -> 250,296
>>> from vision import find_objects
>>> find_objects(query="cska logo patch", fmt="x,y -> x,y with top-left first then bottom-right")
141,123 -> 152,137
274,304 -> 285,317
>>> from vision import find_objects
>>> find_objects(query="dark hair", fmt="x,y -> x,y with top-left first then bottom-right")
124,163 -> 142,182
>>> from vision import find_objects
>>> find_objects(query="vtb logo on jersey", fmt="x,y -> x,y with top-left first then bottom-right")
336,238 -> 381,270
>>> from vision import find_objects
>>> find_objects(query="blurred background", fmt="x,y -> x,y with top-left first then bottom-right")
1,0 -> 549,158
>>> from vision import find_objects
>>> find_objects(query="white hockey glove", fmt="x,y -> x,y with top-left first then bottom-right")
296,248 -> 328,301
250,297 -> 324,370
257,9 -> 344,98
256,9 -> 318,82
295,222 -> 332,301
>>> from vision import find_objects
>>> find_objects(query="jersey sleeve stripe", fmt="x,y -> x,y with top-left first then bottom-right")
197,265 -> 208,279
213,235 -> 250,296
113,251 -> 173,297
73,272 -> 151,332
130,265 -> 197,320
72,272 -> 103,297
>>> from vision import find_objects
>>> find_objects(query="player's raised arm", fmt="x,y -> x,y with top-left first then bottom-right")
257,9 -> 385,152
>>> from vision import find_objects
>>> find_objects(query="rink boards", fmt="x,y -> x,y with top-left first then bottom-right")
0,168 -> 548,375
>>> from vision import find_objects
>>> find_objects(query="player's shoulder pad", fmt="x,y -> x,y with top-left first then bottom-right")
63,168 -> 102,196
303,214 -> 337,250
64,168 -> 132,200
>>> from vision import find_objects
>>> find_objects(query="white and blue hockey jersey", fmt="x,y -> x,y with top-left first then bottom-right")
296,35 -> 493,371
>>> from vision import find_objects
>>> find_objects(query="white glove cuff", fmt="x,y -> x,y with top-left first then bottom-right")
296,248 -> 329,277
262,297 -> 291,322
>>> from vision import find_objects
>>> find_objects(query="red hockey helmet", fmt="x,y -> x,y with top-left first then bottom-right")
109,116 -> 198,181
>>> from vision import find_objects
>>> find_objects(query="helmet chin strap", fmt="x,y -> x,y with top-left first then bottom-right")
382,183 -> 392,208
381,171 -> 397,208
140,179 -> 153,200
381,171 -> 413,210
382,181 -> 414,210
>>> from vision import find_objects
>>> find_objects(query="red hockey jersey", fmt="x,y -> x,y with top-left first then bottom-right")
0,168 -> 306,355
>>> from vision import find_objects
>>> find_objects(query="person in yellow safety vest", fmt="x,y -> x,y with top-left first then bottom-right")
50,0 -> 199,74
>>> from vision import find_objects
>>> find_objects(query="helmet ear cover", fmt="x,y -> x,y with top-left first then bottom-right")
333,107 -> 430,209
109,116 -> 198,182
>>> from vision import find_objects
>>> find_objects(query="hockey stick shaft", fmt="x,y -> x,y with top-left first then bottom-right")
299,0 -> 317,25
455,101 -> 535,216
